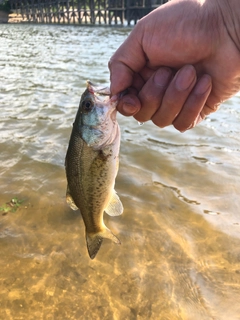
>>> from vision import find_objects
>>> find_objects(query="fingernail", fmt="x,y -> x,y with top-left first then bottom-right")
122,103 -> 138,114
175,65 -> 195,91
110,94 -> 118,102
195,75 -> 212,95
122,97 -> 138,114
154,68 -> 172,87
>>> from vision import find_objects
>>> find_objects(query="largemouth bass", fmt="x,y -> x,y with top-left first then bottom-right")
65,81 -> 123,259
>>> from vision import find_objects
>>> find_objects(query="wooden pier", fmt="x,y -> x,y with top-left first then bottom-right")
9,0 -> 168,25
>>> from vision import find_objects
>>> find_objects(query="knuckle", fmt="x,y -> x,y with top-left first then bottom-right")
202,103 -> 220,116
141,89 -> 162,103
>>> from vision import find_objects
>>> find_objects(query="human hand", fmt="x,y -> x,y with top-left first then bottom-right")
109,0 -> 240,132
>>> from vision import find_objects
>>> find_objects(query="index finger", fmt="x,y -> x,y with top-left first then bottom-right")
108,59 -> 135,95
108,27 -> 146,95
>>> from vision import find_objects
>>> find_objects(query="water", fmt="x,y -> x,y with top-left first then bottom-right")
0,24 -> 240,320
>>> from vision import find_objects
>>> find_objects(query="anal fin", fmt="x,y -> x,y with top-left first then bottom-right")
104,190 -> 123,216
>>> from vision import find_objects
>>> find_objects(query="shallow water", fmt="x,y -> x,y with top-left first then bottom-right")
0,24 -> 240,320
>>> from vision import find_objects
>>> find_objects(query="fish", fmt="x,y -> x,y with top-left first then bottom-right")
65,80 -> 123,259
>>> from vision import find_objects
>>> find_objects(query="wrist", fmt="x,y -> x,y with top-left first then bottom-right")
216,0 -> 240,52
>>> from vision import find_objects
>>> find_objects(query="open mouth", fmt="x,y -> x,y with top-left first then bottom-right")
86,80 -> 111,97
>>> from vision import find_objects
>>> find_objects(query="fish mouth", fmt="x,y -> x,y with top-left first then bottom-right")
86,80 -> 111,96
86,80 -> 119,111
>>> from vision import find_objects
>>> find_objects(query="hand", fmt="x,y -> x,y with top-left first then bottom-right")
109,0 -> 240,132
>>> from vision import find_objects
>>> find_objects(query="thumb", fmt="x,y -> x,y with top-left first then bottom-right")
108,27 -> 146,95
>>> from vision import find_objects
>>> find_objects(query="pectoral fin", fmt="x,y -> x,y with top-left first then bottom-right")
66,186 -> 78,211
104,190 -> 123,216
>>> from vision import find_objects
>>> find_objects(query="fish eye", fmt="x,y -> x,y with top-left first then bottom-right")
82,100 -> 93,113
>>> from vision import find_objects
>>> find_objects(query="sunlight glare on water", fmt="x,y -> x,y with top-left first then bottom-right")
0,24 -> 240,320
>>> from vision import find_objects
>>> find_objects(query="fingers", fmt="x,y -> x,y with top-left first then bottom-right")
135,67 -> 173,121
109,27 -> 146,96
108,60 -> 134,96
117,93 -> 141,116
173,75 -> 212,131
116,67 -> 173,117
111,61 -> 213,132
200,101 -> 221,118
133,65 -> 212,132
150,65 -> 197,126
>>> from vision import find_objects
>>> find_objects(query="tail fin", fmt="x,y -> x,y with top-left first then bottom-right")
86,227 -> 121,260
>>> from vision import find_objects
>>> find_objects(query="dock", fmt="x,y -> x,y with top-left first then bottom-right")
8,0 -> 168,25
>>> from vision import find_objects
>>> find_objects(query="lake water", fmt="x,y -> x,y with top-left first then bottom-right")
0,24 -> 240,320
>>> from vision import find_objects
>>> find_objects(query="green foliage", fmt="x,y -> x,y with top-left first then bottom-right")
0,197 -> 25,215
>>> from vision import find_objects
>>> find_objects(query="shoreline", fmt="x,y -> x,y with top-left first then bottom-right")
7,12 -> 127,25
